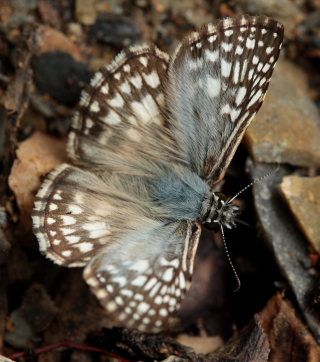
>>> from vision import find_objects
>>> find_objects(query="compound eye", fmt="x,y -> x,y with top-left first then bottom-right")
214,192 -> 227,202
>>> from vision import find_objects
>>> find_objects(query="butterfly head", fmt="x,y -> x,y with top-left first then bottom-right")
203,192 -> 240,229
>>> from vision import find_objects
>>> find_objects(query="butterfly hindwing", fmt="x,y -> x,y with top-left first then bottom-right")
83,221 -> 201,332
167,15 -> 284,184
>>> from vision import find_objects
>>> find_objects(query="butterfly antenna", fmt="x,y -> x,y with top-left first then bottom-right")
228,165 -> 279,204
220,225 -> 241,292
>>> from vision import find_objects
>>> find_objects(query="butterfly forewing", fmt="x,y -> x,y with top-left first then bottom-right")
32,164 -> 115,266
68,44 -> 169,166
167,15 -> 283,184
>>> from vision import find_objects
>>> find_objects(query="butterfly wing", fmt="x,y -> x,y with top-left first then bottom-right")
166,15 -> 284,184
32,163 -> 201,332
33,16 -> 284,332
83,220 -> 201,332
68,44 -> 170,167
33,164 -> 115,267
33,43 -> 203,332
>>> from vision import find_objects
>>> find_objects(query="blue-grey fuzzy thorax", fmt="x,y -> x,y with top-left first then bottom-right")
148,167 -> 210,221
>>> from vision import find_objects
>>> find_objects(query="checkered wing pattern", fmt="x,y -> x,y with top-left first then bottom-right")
83,222 -> 200,332
33,164 -> 115,267
68,44 -> 169,166
33,162 -> 201,332
33,15 -> 284,332
167,15 -> 283,184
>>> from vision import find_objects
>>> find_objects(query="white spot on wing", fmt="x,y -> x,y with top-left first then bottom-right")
80,91 -> 90,106
235,46 -> 243,55
67,204 -> 82,214
208,34 -> 217,43
207,76 -> 220,98
179,272 -> 186,289
221,103 -> 232,116
221,42 -> 233,52
121,288 -> 133,297
91,72 -> 104,87
132,275 -> 147,287
115,296 -> 124,306
130,260 -> 149,272
106,301 -> 117,311
247,89 -> 263,108
62,250 -> 72,257
141,95 -> 161,124
262,63 -> 271,73
221,59 -> 231,77
233,61 -> 240,84
235,86 -> 247,105
90,101 -> 100,113
149,282 -> 161,298
137,302 -> 149,313
139,57 -> 148,67
224,29 -> 233,36
230,108 -> 241,122
162,268 -> 173,282
112,276 -> 126,287
83,222 -> 106,231
240,59 -> 248,81
61,228 -> 75,235
144,277 -> 157,291
61,215 -> 76,225
89,229 -> 110,238
96,289 -> 108,298
66,235 -> 81,243
159,308 -> 168,317
143,70 -> 160,88
108,93 -> 124,108
252,56 -> 259,65
205,49 -> 218,62
246,38 -> 255,49
77,242 -> 93,252
48,203 -> 58,212
106,284 -> 114,293
120,80 -> 131,94
130,74 -> 142,89
101,110 -> 121,125
53,193 -> 62,200
100,83 -> 109,94
266,46 -> 274,54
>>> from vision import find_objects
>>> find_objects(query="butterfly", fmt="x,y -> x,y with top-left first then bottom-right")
32,15 -> 284,332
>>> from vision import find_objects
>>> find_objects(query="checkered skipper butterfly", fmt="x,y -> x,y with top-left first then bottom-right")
32,15 -> 284,332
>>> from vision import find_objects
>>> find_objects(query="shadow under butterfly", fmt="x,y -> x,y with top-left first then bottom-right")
32,15 -> 284,332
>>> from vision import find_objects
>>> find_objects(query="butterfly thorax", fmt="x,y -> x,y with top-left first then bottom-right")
202,192 -> 240,229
